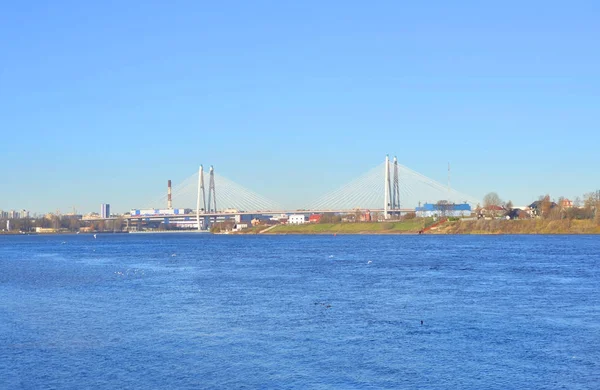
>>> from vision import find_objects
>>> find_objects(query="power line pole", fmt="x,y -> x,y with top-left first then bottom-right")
447,162 -> 451,196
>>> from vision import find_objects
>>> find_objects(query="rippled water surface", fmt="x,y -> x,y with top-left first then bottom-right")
1,234 -> 599,389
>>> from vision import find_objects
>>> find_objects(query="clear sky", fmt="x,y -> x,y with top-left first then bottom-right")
1,1 -> 599,214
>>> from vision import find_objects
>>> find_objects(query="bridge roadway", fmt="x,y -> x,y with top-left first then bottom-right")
91,209 -> 415,221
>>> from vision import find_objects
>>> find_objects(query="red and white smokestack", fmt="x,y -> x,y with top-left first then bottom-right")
168,180 -> 172,209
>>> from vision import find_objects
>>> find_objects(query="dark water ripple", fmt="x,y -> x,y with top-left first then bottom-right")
1,234 -> 599,389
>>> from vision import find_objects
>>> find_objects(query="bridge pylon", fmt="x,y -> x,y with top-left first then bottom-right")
196,165 -> 207,231
195,164 -> 217,230
384,155 -> 401,219
208,166 -> 216,212
392,156 -> 400,213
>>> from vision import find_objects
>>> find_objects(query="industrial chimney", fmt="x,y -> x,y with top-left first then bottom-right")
167,180 -> 172,209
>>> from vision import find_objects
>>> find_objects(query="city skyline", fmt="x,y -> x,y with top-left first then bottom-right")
1,1 -> 599,213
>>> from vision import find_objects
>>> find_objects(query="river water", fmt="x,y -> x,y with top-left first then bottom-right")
1,234 -> 598,389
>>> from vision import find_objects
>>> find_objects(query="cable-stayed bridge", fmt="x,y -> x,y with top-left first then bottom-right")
306,156 -> 480,212
140,156 -> 480,226
155,165 -> 285,213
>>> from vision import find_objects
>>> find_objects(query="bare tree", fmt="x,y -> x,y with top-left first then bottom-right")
319,213 -> 335,224
539,195 -> 554,219
436,200 -> 452,218
96,220 -> 106,231
482,193 -> 502,218
483,192 -> 502,208
584,191 -> 600,208
51,215 -> 60,230
114,217 -> 124,232
354,209 -> 363,222
403,212 -> 416,220
557,196 -> 566,219
68,217 -> 80,232
584,191 -> 600,224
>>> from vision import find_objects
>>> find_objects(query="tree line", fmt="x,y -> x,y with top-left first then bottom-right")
0,215 -> 125,233
480,191 -> 600,223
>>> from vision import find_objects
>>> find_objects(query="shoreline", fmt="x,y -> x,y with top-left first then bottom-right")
3,231 -> 600,236
241,231 -> 600,235
3,219 -> 599,236
238,219 -> 600,235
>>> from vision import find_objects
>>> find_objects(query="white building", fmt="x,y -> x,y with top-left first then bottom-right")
233,222 -> 249,231
288,214 -> 307,224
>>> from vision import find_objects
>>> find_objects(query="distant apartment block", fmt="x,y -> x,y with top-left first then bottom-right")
0,209 -> 30,219
101,204 -> 111,219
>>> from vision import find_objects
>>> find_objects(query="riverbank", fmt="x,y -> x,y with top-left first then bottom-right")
243,220 -> 425,234
129,230 -> 210,234
437,219 -> 600,234
238,219 -> 600,235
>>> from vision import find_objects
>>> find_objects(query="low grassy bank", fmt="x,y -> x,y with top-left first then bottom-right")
438,219 -> 600,234
237,218 -> 600,235
235,225 -> 266,234
262,220 -> 425,234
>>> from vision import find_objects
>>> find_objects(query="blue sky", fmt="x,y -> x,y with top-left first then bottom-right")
1,1 -> 599,213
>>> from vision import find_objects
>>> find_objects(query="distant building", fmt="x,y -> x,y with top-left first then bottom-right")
101,204 -> 110,219
235,214 -> 271,223
309,214 -> 322,223
507,208 -> 531,220
415,203 -> 471,218
528,200 -> 558,217
560,198 -> 573,209
480,205 -> 505,218
35,227 -> 57,233
233,222 -> 250,231
362,211 -> 372,222
288,214 -> 307,224
130,208 -> 188,217
82,213 -> 100,220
